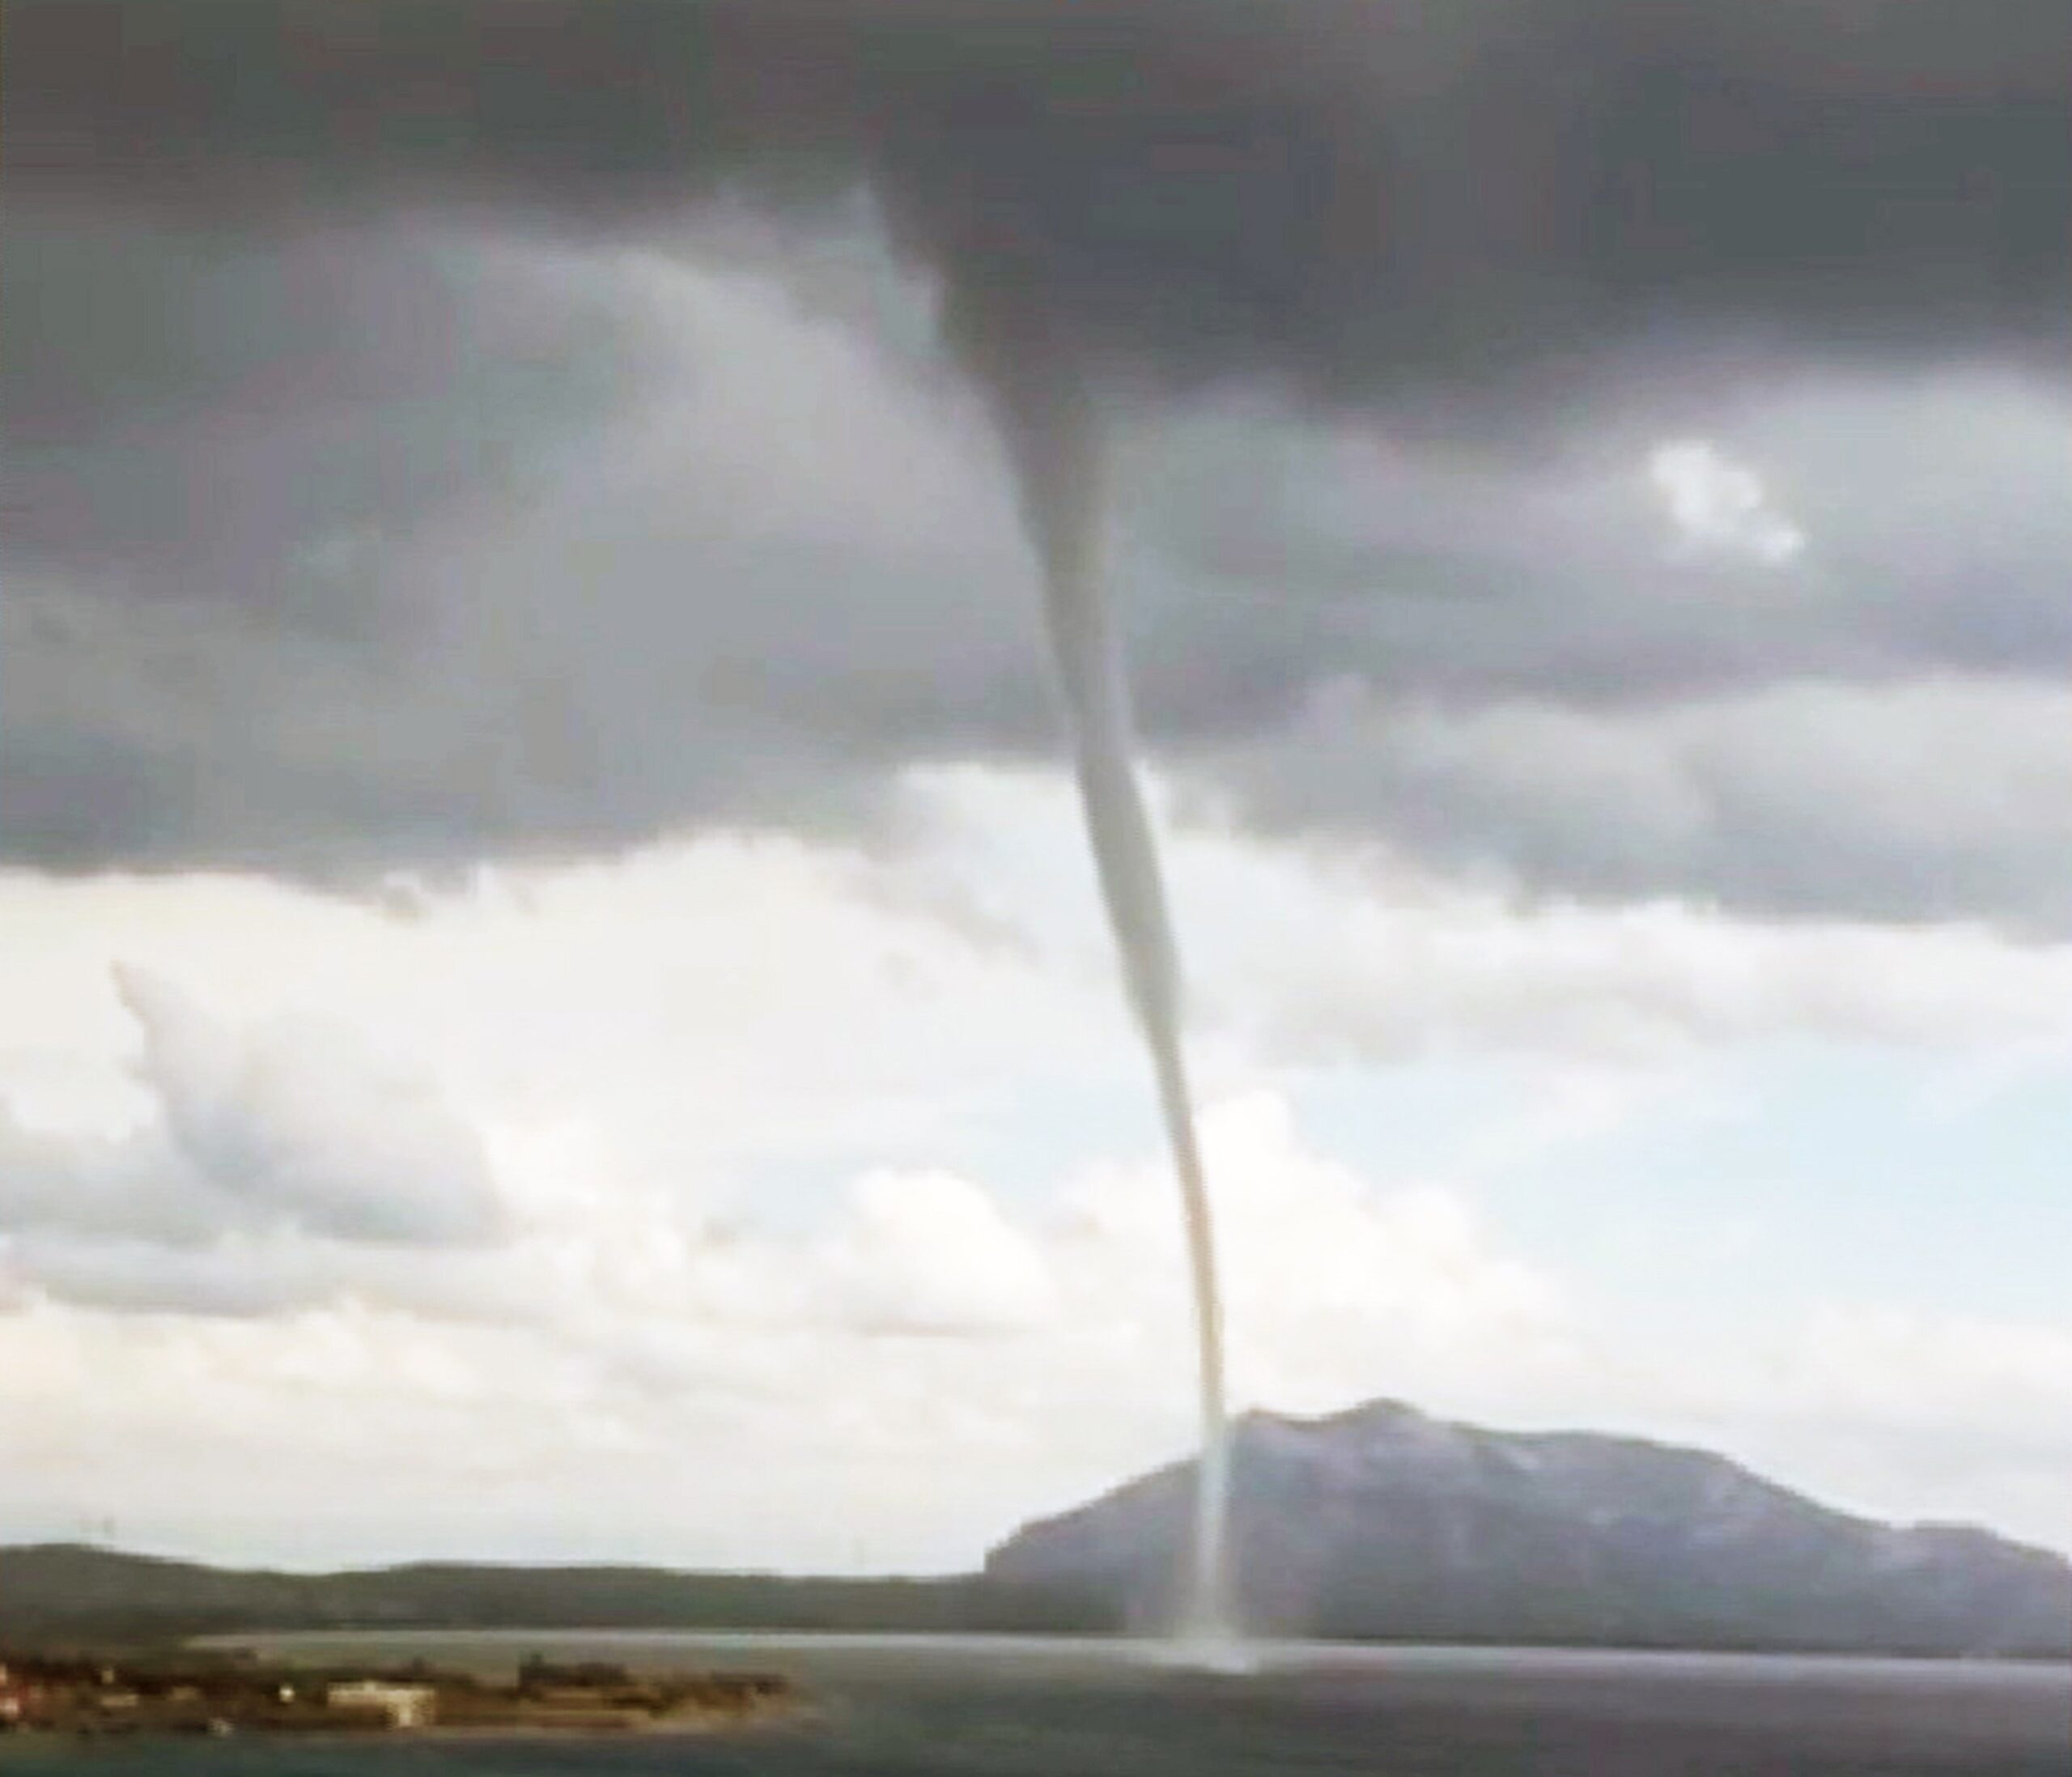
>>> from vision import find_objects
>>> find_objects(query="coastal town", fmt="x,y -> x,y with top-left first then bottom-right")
0,1651 -> 798,1739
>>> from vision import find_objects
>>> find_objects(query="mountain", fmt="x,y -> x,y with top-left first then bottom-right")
8,1402 -> 2066,1657
984,1400 -> 2072,1657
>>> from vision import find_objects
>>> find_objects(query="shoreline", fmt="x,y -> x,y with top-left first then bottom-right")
194,1626 -> 2072,1671
0,1707 -> 810,1749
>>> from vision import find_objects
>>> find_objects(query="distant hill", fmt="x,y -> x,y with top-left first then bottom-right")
0,1543 -> 1106,1648
985,1399 -> 2072,1657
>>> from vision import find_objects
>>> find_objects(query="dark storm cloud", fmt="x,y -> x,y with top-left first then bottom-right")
11,0 -> 2068,406
1121,372 -> 2072,725
5,0 -> 2070,922
1193,674 -> 2072,934
4,212 -> 657,593
1,219 -> 1052,874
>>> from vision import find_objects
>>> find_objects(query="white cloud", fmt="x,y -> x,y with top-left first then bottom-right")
114,966 -> 505,1248
1,969 -> 512,1318
0,1100 -> 220,1247
0,1086 -> 1567,1568
3,767 -> 2070,1566
1785,1307 -> 2072,1454
1601,1308 -> 2072,1557
0,829 -> 1125,1187
4,1065 -> 2070,1564
1649,437 -> 1807,566
819,1167 -> 1058,1337
1050,1093 -> 1573,1422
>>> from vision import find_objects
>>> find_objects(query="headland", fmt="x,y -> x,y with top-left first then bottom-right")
0,1650 -> 800,1742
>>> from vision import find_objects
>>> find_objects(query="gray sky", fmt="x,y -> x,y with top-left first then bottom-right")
3,1 -> 2070,1571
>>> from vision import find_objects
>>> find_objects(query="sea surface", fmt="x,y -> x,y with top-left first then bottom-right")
7,1631 -> 2068,1776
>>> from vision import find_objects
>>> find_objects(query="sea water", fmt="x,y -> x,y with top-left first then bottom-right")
6,1634 -> 2066,1775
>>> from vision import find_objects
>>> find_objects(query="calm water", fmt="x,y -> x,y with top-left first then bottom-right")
8,1632 -> 2068,1775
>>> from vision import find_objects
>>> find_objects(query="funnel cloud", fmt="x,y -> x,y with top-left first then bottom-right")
954,281 -> 1233,1634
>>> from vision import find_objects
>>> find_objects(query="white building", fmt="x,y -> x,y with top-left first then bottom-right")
325,1681 -> 437,1730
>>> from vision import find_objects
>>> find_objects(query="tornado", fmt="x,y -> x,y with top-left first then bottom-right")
13,0 -> 2069,1636
953,287 -> 1232,1642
